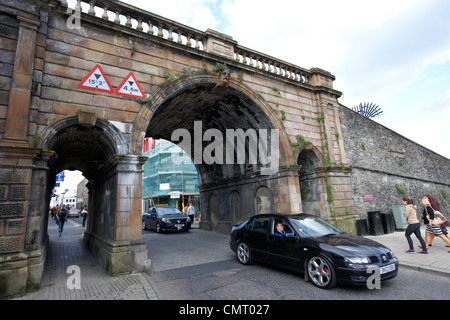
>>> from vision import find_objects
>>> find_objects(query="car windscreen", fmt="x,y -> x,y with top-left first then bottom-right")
156,207 -> 183,215
289,216 -> 342,238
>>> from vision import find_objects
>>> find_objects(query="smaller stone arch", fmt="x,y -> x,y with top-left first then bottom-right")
39,114 -> 148,275
297,146 -> 323,216
229,190 -> 242,223
39,115 -> 129,179
297,145 -> 321,174
40,114 -> 129,156
255,186 -> 272,214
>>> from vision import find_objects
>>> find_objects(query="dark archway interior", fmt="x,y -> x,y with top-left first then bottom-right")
146,82 -> 275,185
48,125 -> 115,181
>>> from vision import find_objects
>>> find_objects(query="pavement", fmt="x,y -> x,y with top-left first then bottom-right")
365,225 -> 450,277
12,220 -> 449,300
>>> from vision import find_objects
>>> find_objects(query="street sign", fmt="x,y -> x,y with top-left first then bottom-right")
160,183 -> 170,190
115,72 -> 145,98
78,64 -> 114,93
56,172 -> 65,182
170,191 -> 181,199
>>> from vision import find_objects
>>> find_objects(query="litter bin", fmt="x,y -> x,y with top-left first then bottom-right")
356,219 -> 368,236
392,205 -> 408,231
367,211 -> 384,236
381,213 -> 394,234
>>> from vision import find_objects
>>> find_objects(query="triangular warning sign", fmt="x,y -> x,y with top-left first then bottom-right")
78,65 -> 114,93
115,72 -> 145,98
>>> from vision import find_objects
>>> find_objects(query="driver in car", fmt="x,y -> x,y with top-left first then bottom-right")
274,222 -> 292,236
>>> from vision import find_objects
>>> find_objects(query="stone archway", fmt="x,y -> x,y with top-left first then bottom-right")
255,186 -> 272,214
40,114 -> 148,275
133,74 -> 301,233
297,146 -> 323,216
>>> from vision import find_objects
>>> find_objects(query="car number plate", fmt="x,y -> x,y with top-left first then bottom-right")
380,263 -> 395,274
176,224 -> 184,229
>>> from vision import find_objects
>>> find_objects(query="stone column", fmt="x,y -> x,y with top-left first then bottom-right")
0,146 -> 48,298
84,155 -> 149,275
1,16 -> 40,147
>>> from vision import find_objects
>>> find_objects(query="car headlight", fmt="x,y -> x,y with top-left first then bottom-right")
186,217 -> 191,222
344,257 -> 371,264
389,251 -> 397,260
162,218 -> 170,223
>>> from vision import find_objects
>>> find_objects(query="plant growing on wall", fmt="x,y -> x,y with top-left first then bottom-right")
395,184 -> 405,196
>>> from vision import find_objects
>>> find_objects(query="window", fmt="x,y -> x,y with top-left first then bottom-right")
273,219 -> 293,236
249,216 -> 270,233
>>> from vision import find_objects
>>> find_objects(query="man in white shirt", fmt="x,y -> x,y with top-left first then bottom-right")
187,203 -> 195,222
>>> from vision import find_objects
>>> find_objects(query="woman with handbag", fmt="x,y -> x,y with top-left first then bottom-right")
420,196 -> 450,250
402,197 -> 427,254
425,195 -> 450,240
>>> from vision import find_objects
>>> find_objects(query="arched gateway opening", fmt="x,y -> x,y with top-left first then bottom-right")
40,114 -> 148,276
134,74 -> 301,234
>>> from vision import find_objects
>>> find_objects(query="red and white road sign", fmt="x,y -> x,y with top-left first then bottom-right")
78,64 -> 114,93
115,72 -> 145,98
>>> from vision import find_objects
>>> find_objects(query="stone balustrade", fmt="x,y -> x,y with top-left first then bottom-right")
60,0 -> 316,86
234,45 -> 311,83
61,0 -> 205,49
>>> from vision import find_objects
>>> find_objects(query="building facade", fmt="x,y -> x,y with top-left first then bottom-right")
142,139 -> 200,212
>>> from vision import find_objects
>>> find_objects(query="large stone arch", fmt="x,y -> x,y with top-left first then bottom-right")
133,73 -> 301,233
132,74 -> 294,166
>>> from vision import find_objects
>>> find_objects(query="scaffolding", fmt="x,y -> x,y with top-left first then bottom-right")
142,139 -> 199,211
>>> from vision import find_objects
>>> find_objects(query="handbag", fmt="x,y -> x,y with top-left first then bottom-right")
428,208 -> 447,226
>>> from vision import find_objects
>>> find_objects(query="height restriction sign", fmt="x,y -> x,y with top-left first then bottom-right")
115,72 -> 145,98
78,64 -> 114,93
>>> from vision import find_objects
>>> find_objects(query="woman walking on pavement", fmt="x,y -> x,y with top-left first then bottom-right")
402,197 -> 427,254
424,195 -> 450,243
420,196 -> 450,250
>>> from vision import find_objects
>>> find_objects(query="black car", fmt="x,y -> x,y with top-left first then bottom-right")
142,206 -> 191,233
229,213 -> 398,289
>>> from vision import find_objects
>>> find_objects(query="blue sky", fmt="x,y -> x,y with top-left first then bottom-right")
117,0 -> 450,160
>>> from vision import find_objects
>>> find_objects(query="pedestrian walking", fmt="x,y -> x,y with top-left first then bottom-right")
420,196 -> 450,249
187,203 -> 195,222
81,205 -> 88,227
425,195 -> 450,243
402,197 -> 427,254
56,204 -> 68,236
51,206 -> 57,220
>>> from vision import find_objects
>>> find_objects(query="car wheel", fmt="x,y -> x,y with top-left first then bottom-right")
236,242 -> 252,265
156,222 -> 161,233
142,219 -> 147,230
307,255 -> 337,289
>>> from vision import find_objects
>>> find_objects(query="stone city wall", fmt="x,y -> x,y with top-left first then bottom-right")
339,105 -> 450,218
